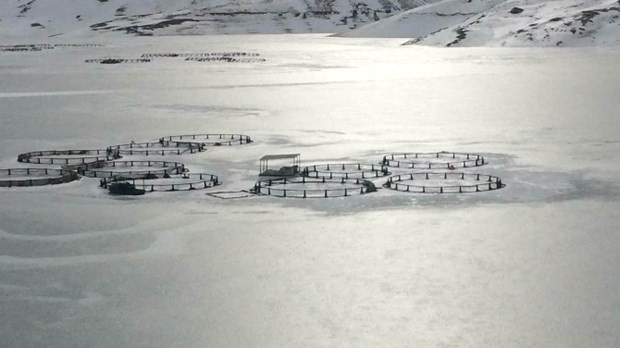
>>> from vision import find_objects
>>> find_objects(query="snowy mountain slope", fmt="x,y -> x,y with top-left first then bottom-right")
342,0 -> 620,47
411,0 -> 620,47
0,0 -> 436,38
336,0 -> 501,38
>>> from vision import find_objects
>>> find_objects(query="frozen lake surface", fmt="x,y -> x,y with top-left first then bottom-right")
1,34 -> 620,347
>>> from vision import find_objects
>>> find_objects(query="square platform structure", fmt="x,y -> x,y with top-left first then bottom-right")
259,153 -> 301,176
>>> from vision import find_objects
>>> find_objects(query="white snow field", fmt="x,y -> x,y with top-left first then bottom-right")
1,35 -> 620,347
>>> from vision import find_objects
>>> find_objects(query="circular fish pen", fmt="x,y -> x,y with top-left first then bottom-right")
383,151 -> 486,170
54,44 -> 104,48
164,134 -> 253,147
17,149 -> 120,166
84,58 -> 151,64
101,173 -> 220,193
252,177 -> 376,198
76,160 -> 185,179
0,168 -> 79,187
302,163 -> 390,179
142,52 -> 261,58
110,141 -> 205,156
0,44 -> 54,52
384,172 -> 504,194
185,57 -> 267,63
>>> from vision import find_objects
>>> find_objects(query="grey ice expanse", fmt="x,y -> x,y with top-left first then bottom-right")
1,35 -> 620,347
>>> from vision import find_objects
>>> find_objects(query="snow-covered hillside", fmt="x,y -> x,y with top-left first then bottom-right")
341,0 -> 620,47
337,0 -> 503,38
1,0 -> 618,46
0,0 -> 435,38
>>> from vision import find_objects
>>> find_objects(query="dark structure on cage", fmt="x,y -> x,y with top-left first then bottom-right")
100,173 -> 220,194
259,154 -> 301,177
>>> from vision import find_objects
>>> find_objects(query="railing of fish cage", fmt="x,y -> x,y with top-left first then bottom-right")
0,44 -> 54,51
84,58 -> 151,64
0,168 -> 79,187
302,163 -> 390,179
75,160 -> 185,178
110,141 -> 205,156
253,177 -> 374,198
384,172 -> 504,194
54,44 -> 104,48
17,149 -> 119,165
185,57 -> 267,63
164,134 -> 253,147
101,173 -> 220,192
141,52 -> 261,58
382,152 -> 485,169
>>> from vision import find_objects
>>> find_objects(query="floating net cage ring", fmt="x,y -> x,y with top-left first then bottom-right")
0,168 -> 79,188
101,173 -> 220,192
252,177 -> 375,199
384,172 -> 505,194
302,163 -> 391,179
186,57 -> 267,63
142,52 -> 261,58
163,134 -> 253,147
383,151 -> 486,169
17,149 -> 120,165
76,160 -> 186,179
84,58 -> 151,64
110,141 -> 205,156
